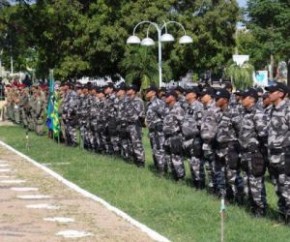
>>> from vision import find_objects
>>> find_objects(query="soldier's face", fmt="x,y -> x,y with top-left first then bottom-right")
105,87 -> 113,95
185,92 -> 197,102
145,90 -> 155,100
165,95 -> 173,104
241,96 -> 253,108
215,97 -> 227,107
269,91 -> 283,102
263,97 -> 271,106
200,94 -> 211,104
127,89 -> 135,97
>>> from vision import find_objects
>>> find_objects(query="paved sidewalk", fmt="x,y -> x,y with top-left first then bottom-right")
0,144 -> 157,242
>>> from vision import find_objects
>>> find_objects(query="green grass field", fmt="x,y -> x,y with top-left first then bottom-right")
1,126 -> 290,242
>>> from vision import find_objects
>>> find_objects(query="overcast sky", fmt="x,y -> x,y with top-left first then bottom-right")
238,0 -> 247,7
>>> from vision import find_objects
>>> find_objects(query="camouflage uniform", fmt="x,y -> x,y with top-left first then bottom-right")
215,105 -> 243,201
19,89 -> 29,128
62,89 -> 78,146
146,96 -> 167,173
13,91 -> 21,124
267,98 -> 290,215
28,92 -> 36,131
124,93 -> 145,167
117,95 -> 132,160
201,100 -> 218,192
163,101 -> 185,180
238,103 -> 267,215
34,90 -> 46,135
105,93 -> 119,154
97,93 -> 109,154
77,92 -> 88,148
182,99 -> 204,188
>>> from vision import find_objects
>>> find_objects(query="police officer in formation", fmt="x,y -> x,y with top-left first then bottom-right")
9,79 -> 290,222
4,83 -> 47,135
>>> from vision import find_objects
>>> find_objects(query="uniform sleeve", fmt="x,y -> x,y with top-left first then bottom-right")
254,110 -> 267,138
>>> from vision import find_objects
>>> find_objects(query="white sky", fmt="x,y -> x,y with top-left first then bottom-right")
238,0 -> 247,7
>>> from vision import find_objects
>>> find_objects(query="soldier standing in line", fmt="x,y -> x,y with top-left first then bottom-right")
28,85 -> 37,131
200,87 -> 218,193
96,87 -> 108,154
62,83 -> 78,146
78,84 -> 90,149
13,87 -> 21,124
116,83 -> 132,160
104,83 -> 119,155
262,92 -> 272,121
34,87 -> 46,135
238,88 -> 267,217
182,87 -> 204,189
163,90 -> 185,180
86,84 -> 95,150
145,85 -> 167,175
19,87 -> 29,128
265,82 -> 290,222
214,88 -> 243,203
175,86 -> 188,110
124,85 -> 145,167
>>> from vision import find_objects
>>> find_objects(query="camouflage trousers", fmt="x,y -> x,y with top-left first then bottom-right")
80,121 -> 90,149
64,122 -> 77,145
20,108 -> 28,127
35,117 -> 45,136
165,136 -> 185,180
268,152 -> 289,213
149,131 -> 166,172
120,135 -> 133,160
203,150 -> 216,190
216,149 -> 243,199
241,152 -> 266,209
127,124 -> 145,166
110,135 -> 120,154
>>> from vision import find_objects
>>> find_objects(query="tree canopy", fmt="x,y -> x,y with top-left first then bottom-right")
0,0 -> 240,81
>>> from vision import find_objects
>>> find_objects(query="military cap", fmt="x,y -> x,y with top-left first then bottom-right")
146,85 -> 159,93
127,84 -> 139,92
184,86 -> 200,96
115,82 -> 127,91
175,86 -> 184,93
95,86 -> 104,93
215,88 -> 230,100
265,82 -> 288,93
200,87 -> 216,97
104,82 -> 114,90
165,90 -> 178,99
240,87 -> 258,100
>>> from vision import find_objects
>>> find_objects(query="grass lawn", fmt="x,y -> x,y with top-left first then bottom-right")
0,126 -> 289,242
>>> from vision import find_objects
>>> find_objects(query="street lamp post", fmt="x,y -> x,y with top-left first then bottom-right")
126,20 -> 193,87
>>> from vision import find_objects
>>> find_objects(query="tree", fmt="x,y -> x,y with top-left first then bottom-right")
225,62 -> 254,90
119,46 -> 172,89
1,0 -> 240,82
247,0 -> 290,83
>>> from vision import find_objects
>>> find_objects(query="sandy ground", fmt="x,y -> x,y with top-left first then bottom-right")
0,144 -> 155,242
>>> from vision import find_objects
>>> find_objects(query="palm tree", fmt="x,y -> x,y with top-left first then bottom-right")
120,46 -> 172,90
225,61 -> 254,90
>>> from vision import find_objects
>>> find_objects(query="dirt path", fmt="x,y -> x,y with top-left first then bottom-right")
0,144 -> 159,242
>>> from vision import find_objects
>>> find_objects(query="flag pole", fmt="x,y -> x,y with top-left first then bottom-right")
220,192 -> 226,242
